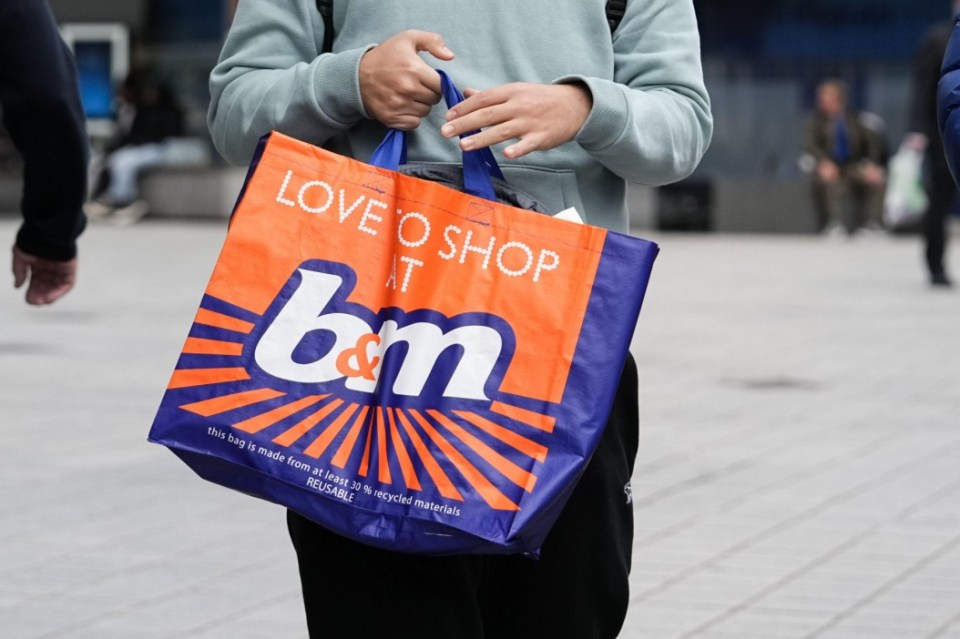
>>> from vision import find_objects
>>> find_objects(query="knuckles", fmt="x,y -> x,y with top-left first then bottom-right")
395,77 -> 419,97
391,117 -> 421,131
386,95 -> 407,110
467,90 -> 488,107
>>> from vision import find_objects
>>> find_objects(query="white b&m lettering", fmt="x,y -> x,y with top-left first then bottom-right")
255,270 -> 370,384
255,269 -> 502,400
345,319 -> 501,400
273,169 -> 561,284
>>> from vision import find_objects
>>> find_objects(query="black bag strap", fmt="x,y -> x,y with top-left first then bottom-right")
606,0 -> 627,33
317,0 -> 625,53
316,0 -> 334,53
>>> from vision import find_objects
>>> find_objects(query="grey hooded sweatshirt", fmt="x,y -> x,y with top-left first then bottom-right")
208,0 -> 712,232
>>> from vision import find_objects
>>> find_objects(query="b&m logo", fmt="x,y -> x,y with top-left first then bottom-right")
253,260 -> 512,402
165,260 -> 558,514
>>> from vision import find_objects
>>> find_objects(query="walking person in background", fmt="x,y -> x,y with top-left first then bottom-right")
0,0 -> 87,305
207,0 -> 712,637
915,1 -> 960,288
805,78 -> 886,238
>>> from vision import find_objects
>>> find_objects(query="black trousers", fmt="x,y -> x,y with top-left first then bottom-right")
924,159 -> 955,278
287,355 -> 640,639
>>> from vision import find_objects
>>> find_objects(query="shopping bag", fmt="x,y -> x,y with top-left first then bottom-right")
149,71 -> 659,556
883,144 -> 928,229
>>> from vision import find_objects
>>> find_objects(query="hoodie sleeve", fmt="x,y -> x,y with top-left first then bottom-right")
0,0 -> 88,261
556,0 -> 713,186
208,0 -> 375,166
939,16 -> 960,187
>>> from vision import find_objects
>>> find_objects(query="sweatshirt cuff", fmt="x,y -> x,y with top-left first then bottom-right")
311,44 -> 377,124
15,220 -> 84,262
554,75 -> 629,151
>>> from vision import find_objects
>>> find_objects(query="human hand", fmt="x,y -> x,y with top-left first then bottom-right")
358,30 -> 455,130
11,245 -> 77,305
817,159 -> 840,183
441,82 -> 593,159
903,133 -> 929,153
860,161 -> 885,187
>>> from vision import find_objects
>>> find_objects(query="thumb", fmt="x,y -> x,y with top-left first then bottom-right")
410,30 -> 455,61
11,246 -> 29,289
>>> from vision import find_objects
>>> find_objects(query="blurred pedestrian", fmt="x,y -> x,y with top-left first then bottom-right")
916,1 -> 960,287
804,79 -> 886,238
0,0 -> 87,305
86,71 -> 207,223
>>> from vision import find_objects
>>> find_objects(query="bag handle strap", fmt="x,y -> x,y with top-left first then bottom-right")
369,70 -> 504,202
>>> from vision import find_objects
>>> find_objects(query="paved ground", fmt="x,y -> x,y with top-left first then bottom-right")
1,216 -> 959,638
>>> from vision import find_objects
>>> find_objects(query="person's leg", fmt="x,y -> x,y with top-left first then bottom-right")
287,511 -> 485,639
104,143 -> 165,205
478,355 -> 639,639
852,172 -> 885,231
161,138 -> 211,168
924,162 -> 954,283
838,165 -> 888,235
812,176 -> 843,233
846,172 -> 864,233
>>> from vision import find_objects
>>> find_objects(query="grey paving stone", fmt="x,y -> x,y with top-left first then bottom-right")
3,219 -> 960,638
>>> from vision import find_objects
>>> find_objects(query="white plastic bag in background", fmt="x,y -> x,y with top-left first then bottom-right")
883,144 -> 928,229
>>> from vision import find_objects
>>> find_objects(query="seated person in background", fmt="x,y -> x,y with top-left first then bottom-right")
87,71 -> 207,222
804,79 -> 886,237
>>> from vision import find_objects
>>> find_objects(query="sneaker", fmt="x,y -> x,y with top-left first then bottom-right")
931,273 -> 953,288
111,200 -> 149,226
83,199 -> 115,220
857,224 -> 887,239
822,223 -> 847,241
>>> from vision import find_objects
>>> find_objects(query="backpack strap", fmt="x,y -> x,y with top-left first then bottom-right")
316,0 -> 334,53
316,0 -> 624,52
606,0 -> 627,33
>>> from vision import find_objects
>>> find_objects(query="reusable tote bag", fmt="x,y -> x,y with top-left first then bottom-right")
149,72 -> 659,557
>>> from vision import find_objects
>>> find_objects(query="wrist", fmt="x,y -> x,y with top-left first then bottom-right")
313,44 -> 377,123
553,75 -> 627,151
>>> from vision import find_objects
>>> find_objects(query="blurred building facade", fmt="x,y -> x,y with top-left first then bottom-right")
2,0 -> 952,229
47,0 -> 226,137
48,0 -> 948,173
653,0 -> 952,232
696,0 -> 947,181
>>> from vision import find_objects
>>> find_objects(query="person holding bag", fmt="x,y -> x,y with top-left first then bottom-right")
207,2 -> 711,637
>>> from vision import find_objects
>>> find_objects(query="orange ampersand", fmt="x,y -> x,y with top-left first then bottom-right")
336,333 -> 382,381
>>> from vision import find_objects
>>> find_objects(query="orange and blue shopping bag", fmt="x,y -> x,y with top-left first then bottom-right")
149,72 -> 658,556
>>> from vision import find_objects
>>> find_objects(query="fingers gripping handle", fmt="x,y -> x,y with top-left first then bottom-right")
369,70 -> 504,202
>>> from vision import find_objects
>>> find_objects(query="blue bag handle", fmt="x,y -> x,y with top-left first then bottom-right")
369,69 -> 505,202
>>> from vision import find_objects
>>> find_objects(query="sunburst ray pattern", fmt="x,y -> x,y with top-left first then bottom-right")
167,294 -> 559,515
